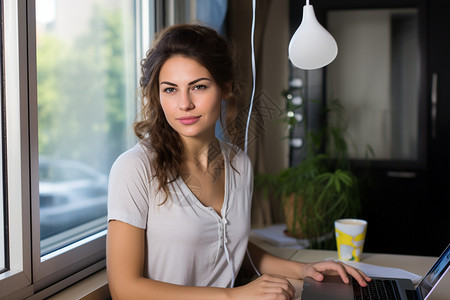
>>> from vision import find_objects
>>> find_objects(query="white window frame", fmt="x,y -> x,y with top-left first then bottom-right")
0,1 -> 33,298
0,1 -> 156,298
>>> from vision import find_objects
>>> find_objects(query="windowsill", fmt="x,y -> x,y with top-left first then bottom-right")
47,268 -> 110,300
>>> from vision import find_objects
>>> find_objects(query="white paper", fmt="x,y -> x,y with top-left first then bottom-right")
340,260 -> 423,284
251,224 -> 308,248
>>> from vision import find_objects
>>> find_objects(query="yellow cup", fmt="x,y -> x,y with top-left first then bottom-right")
335,219 -> 367,262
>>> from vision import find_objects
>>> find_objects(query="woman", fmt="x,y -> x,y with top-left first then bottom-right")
107,23 -> 370,300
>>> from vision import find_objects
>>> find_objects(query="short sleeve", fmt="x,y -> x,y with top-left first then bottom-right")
107,145 -> 152,229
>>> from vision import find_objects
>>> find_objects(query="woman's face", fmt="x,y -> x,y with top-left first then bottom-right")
159,55 -> 223,142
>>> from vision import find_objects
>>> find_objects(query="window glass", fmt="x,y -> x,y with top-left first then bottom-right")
195,0 -> 228,34
36,0 -> 137,255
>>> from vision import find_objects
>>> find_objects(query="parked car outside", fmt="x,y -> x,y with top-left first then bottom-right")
39,157 -> 108,240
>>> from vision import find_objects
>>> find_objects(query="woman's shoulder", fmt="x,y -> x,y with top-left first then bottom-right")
220,140 -> 252,169
110,142 -> 154,176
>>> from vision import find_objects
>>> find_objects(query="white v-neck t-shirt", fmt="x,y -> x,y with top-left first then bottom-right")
107,140 -> 253,287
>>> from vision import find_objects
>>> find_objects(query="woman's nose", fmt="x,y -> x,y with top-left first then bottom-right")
179,91 -> 195,110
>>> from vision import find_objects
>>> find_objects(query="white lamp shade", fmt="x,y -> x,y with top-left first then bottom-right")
288,4 -> 338,70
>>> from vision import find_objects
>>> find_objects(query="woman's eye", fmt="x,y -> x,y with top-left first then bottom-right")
193,84 -> 207,91
164,87 -> 176,94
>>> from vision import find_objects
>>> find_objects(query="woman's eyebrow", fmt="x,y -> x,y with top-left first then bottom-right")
188,77 -> 211,85
160,77 -> 212,87
160,81 -> 177,86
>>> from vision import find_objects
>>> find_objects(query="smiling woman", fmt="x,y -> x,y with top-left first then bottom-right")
107,24 -> 255,299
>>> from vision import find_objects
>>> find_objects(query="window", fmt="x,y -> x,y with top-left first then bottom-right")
0,0 -> 156,298
35,0 -> 139,256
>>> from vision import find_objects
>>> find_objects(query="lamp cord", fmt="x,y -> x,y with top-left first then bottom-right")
244,0 -> 257,155
244,0 -> 262,279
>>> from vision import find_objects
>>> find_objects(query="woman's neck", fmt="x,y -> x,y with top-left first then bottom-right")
181,137 -> 222,172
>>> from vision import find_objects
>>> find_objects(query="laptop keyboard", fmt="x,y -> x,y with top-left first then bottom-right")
352,277 -> 403,300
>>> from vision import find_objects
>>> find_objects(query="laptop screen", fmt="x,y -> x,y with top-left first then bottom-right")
417,244 -> 450,299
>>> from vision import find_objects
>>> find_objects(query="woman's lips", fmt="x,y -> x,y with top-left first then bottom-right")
177,116 -> 201,125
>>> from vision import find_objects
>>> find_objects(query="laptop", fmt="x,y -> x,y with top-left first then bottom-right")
301,244 -> 450,300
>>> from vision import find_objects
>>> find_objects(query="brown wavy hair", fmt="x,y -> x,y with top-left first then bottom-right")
134,24 -> 245,203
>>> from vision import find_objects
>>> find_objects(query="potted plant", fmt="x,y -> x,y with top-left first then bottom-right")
255,98 -> 363,249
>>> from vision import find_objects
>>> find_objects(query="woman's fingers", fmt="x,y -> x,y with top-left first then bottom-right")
340,263 -> 372,286
330,261 -> 372,286
258,274 -> 295,298
232,274 -> 295,300
303,260 -> 371,287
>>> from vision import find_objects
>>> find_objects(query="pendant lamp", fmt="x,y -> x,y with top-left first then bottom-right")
288,0 -> 338,70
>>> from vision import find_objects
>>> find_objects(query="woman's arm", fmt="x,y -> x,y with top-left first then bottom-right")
247,242 -> 371,286
107,220 -> 295,300
107,220 -> 229,299
246,242 -> 303,279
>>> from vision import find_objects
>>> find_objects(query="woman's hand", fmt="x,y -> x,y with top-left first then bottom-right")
229,274 -> 295,300
300,260 -> 371,286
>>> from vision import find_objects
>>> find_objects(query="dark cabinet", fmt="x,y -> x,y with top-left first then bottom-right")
425,0 -> 450,256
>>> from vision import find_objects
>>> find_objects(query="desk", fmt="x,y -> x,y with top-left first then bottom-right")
250,235 -> 450,300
